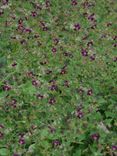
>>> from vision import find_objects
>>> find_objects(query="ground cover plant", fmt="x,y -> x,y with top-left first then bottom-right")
0,0 -> 117,155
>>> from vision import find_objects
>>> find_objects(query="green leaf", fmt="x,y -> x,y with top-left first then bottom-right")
0,148 -> 10,156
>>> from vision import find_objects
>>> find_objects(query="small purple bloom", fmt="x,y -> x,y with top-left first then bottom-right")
53,139 -> 61,147
12,62 -> 17,67
87,89 -> 93,96
60,68 -> 67,75
18,18 -> 23,25
74,23 -> 81,31
49,84 -> 58,91
53,38 -> 59,45
76,111 -> 83,118
90,54 -> 96,61
32,80 -> 39,87
48,97 -> 56,105
43,27 -> 48,31
31,11 -> 37,17
3,85 -> 11,91
112,145 -> 117,151
24,28 -> 32,33
77,88 -> 84,95
52,47 -> 57,53
81,49 -> 88,56
91,133 -> 100,141
27,71 -> 34,78
88,13 -> 95,21
19,138 -> 25,145
45,0 -> 51,8
87,41 -> 93,47
36,94 -> 44,99
71,0 -> 78,6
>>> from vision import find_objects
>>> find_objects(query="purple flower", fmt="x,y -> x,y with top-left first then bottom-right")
53,38 -> 59,45
27,71 -> 34,78
52,47 -> 57,53
24,28 -> 32,33
36,94 -> 44,99
45,0 -> 51,8
87,41 -> 93,47
53,139 -> 61,147
74,23 -> 81,31
111,145 -> 117,151
43,27 -> 48,31
91,133 -> 100,141
49,84 -> 58,91
32,80 -> 39,87
87,89 -> 93,96
88,13 -> 95,21
60,68 -> 67,75
12,62 -> 17,67
71,0 -> 78,6
19,138 -> 25,145
31,11 -> 37,17
81,49 -> 88,56
76,111 -> 83,118
48,97 -> 56,105
77,88 -> 84,95
90,54 -> 96,61
18,18 -> 23,25
3,85 -> 11,91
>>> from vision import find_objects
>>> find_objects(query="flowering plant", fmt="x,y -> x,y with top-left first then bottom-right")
0,0 -> 117,155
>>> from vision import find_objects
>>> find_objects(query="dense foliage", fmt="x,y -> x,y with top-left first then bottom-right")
0,0 -> 117,155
